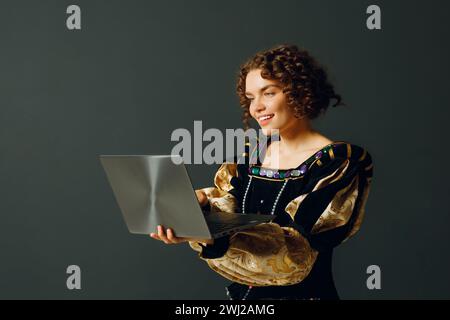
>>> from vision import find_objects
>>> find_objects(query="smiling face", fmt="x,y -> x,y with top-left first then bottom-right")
245,69 -> 302,136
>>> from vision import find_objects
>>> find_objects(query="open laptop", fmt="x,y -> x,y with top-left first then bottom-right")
99,155 -> 275,239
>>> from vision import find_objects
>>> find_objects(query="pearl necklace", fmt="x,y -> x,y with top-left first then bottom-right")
242,176 -> 289,215
239,175 -> 289,300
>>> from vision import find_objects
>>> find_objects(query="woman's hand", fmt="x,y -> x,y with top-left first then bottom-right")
195,189 -> 208,207
149,190 -> 212,245
150,225 -> 214,245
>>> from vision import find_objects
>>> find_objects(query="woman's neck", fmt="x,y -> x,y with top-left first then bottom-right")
277,118 -> 319,153
261,118 -> 332,169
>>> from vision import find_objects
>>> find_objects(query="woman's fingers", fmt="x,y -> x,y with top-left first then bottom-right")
150,225 -> 194,244
150,232 -> 159,240
157,225 -> 170,244
166,228 -> 181,244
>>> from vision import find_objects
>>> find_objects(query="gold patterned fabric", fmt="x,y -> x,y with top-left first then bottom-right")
199,163 -> 239,213
202,224 -> 318,286
189,142 -> 373,288
285,159 -> 361,234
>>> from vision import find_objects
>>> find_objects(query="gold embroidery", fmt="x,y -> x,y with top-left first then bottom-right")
188,241 -> 203,253
328,147 -> 335,160
203,224 -> 318,286
359,149 -> 367,162
285,194 -> 308,221
344,180 -> 372,241
213,163 -> 237,192
200,187 -> 237,213
311,174 -> 359,233
283,160 -> 351,221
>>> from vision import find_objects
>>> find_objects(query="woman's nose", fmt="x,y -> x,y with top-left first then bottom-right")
251,99 -> 266,113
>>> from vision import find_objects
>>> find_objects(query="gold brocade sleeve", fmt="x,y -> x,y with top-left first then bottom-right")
202,223 -> 318,286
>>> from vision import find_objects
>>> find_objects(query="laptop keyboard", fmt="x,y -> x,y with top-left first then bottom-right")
208,220 -> 245,234
207,214 -> 268,235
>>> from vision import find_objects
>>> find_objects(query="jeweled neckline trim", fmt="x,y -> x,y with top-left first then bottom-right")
248,141 -> 345,180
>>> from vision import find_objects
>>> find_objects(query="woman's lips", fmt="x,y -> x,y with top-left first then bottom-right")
258,114 -> 274,126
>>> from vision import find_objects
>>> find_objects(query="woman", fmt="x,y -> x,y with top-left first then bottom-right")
150,44 -> 374,300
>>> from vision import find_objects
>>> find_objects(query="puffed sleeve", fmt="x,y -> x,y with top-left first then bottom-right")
192,143 -> 373,287
188,142 -> 250,259
285,145 -> 373,252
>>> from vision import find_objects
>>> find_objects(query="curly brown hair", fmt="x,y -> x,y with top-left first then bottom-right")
236,44 -> 344,130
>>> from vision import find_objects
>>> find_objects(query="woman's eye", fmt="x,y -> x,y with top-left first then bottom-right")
264,92 -> 275,97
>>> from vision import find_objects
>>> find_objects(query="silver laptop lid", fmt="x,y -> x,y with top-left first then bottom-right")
99,155 -> 212,238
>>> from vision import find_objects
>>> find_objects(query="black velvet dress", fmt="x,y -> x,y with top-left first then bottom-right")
192,138 -> 374,300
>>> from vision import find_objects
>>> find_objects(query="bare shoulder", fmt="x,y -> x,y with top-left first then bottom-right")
308,133 -> 334,150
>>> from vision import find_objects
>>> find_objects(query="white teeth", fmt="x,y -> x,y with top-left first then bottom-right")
259,115 -> 273,121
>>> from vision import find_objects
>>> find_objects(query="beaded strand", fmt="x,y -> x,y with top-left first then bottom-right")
240,173 -> 290,300
242,176 -> 289,216
270,179 -> 289,215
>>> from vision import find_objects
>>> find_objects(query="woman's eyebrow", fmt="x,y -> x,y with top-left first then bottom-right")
245,84 -> 281,96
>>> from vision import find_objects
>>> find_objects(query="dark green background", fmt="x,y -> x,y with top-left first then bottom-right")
0,0 -> 448,299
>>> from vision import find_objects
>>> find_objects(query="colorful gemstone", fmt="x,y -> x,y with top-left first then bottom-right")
273,171 -> 280,179
251,167 -> 260,175
285,171 -> 291,178
260,168 -> 267,176
315,150 -> 323,159
291,169 -> 301,177
266,170 -> 274,178
299,164 -> 307,174
279,172 -> 285,179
